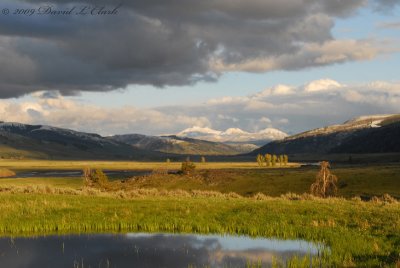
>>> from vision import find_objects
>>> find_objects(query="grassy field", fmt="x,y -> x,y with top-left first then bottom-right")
0,177 -> 82,189
106,164 -> 400,199
0,159 -> 299,171
0,160 -> 399,266
1,164 -> 399,198
0,190 -> 398,266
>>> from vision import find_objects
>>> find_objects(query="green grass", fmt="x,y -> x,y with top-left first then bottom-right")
0,177 -> 82,189
0,192 -> 398,266
0,160 -> 399,266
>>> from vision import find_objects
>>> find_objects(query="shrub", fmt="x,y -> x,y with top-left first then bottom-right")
181,160 -> 196,175
83,168 -> 109,187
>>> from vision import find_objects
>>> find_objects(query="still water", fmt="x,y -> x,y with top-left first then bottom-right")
0,233 -> 319,268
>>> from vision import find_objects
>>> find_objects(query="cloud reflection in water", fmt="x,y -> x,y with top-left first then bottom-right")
0,233 -> 318,267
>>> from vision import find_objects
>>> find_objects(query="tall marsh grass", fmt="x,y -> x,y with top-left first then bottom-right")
0,168 -> 16,177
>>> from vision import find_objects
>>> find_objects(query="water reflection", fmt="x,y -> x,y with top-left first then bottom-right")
0,233 -> 318,268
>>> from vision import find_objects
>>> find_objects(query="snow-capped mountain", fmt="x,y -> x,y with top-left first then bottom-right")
252,114 -> 400,155
176,126 -> 288,143
286,114 -> 397,141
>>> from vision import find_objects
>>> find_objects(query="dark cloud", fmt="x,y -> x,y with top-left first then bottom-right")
0,0 -> 374,98
372,0 -> 400,11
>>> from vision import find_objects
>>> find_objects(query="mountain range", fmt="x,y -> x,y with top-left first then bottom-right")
0,122 -> 155,160
252,114 -> 400,155
0,122 -> 274,159
176,126 -> 288,145
1,114 -> 399,160
106,126 -> 290,156
108,134 -> 255,155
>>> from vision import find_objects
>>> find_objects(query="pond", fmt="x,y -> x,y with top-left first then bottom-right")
9,170 -> 151,179
0,233 -> 321,268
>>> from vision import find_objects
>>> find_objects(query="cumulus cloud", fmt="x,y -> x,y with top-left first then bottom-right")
303,79 -> 343,92
1,79 -> 399,135
259,117 -> 272,124
0,0 -> 393,98
0,92 -> 211,135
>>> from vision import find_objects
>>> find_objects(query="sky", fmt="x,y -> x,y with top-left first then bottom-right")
0,0 -> 399,136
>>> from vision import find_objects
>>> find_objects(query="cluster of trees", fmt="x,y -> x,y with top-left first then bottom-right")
256,154 -> 288,167
167,156 -> 206,163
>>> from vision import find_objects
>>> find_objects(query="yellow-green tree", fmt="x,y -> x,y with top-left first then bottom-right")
279,155 -> 284,166
256,154 -> 265,167
265,154 -> 272,167
271,155 -> 277,166
283,155 -> 288,165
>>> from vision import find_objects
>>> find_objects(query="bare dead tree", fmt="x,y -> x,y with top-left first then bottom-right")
310,161 -> 338,198
83,167 -> 92,187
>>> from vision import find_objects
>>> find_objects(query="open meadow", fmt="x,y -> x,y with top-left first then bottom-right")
0,159 -> 299,170
0,160 -> 399,266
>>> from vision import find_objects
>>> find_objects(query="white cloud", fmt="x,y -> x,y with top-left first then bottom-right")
207,96 -> 249,105
304,79 -> 343,92
218,114 -> 239,122
0,95 -> 211,135
259,117 -> 272,123
1,79 -> 400,136
244,100 -> 276,111
271,85 -> 296,95
277,118 -> 290,124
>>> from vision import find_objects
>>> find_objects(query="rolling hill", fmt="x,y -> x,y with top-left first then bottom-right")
0,122 -> 156,160
0,122 -> 257,160
251,114 -> 400,155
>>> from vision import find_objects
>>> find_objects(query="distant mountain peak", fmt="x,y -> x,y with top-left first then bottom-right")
177,126 -> 222,137
176,126 -> 287,143
222,128 -> 248,135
